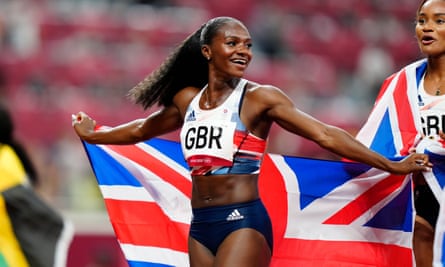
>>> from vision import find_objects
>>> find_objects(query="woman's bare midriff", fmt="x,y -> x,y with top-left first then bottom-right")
191,173 -> 259,208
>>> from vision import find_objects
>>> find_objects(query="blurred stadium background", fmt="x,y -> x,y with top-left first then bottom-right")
0,0 -> 423,266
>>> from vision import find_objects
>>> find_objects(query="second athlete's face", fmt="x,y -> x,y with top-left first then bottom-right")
207,21 -> 253,79
416,0 -> 445,57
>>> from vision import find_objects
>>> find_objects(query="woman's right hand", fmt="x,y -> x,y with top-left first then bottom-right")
72,111 -> 96,141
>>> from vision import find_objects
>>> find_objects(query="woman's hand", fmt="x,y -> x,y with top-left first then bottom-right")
389,153 -> 432,175
71,111 -> 96,141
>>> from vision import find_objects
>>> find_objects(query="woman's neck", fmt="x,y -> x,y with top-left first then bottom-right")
203,78 -> 241,108
426,56 -> 445,77
207,77 -> 240,91
424,57 -> 445,95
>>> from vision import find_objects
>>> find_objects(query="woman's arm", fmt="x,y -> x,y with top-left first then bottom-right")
72,105 -> 183,145
257,85 -> 431,174
72,86 -> 199,145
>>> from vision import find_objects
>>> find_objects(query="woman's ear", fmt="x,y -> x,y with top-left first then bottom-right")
201,45 -> 211,61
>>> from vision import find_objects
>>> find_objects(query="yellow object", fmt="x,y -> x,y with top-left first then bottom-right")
0,194 -> 29,267
0,145 -> 26,191
0,145 -> 29,266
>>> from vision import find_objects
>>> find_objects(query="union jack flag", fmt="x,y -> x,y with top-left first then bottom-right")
356,58 -> 445,267
80,59 -> 445,267
417,139 -> 445,266
83,137 -> 414,267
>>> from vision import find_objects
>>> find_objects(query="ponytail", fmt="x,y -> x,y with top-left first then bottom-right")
129,24 -> 208,109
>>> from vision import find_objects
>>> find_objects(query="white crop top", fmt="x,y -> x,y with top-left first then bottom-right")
180,79 -> 267,176
418,74 -> 445,139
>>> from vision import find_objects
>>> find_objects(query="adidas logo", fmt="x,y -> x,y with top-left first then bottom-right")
226,209 -> 244,221
186,110 -> 196,122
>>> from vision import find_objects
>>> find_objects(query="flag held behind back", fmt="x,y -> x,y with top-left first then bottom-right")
83,138 -> 415,267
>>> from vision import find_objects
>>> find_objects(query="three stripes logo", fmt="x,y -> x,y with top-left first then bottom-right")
186,110 -> 196,122
226,209 -> 244,221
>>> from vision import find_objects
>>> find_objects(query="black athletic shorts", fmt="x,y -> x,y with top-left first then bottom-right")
414,184 -> 440,228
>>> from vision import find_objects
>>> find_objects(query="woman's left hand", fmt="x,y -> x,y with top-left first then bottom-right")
392,153 -> 432,175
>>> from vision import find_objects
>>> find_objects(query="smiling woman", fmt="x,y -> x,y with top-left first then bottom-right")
72,16 -> 432,267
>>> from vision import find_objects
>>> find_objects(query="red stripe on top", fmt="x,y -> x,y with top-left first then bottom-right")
234,130 -> 267,154
104,199 -> 189,252
107,144 -> 192,198
187,155 -> 232,166
323,174 -> 405,225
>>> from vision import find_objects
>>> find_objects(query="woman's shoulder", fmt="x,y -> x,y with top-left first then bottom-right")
178,86 -> 201,94
245,80 -> 286,98
245,80 -> 280,92
173,86 -> 201,107
244,80 -> 292,107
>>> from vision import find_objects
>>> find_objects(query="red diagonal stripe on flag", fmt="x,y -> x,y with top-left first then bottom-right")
392,70 -> 417,156
105,199 -> 189,252
323,174 -> 405,224
375,72 -> 396,103
107,144 -> 192,198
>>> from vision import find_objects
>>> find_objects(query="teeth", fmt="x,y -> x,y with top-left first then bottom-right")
233,59 -> 246,64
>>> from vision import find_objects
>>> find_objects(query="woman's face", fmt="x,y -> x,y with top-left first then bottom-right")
416,0 -> 445,57
204,21 -> 253,79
